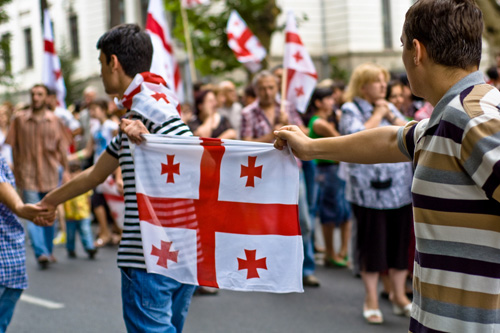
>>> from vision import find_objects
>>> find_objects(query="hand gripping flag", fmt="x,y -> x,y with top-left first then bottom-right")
226,10 -> 267,73
283,11 -> 317,113
42,9 -> 66,108
146,0 -> 184,102
182,0 -> 210,9
133,135 -> 304,293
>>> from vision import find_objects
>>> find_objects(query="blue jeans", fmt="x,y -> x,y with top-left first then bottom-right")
22,190 -> 55,258
299,170 -> 316,277
0,286 -> 22,333
66,218 -> 95,252
120,268 -> 196,333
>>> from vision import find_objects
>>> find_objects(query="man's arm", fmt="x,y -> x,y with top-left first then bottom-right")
274,125 -> 409,164
41,151 -> 119,208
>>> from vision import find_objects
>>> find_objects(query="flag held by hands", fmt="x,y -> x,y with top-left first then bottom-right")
42,9 -> 66,108
226,10 -> 267,73
146,0 -> 184,102
134,135 -> 304,293
283,11 -> 317,113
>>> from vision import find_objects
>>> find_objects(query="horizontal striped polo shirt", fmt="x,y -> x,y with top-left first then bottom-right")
398,71 -> 500,332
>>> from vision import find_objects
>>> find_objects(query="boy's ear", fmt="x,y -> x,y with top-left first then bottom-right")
109,54 -> 121,72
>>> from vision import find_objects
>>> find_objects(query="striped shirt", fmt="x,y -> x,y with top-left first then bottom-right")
397,71 -> 500,333
106,73 -> 192,269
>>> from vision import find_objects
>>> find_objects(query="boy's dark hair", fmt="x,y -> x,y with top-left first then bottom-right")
31,84 -> 49,94
404,0 -> 482,70
96,24 -> 153,78
89,98 -> 109,112
487,66 -> 499,81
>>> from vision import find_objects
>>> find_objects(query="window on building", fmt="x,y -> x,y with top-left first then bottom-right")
0,33 -> 11,75
109,0 -> 126,28
69,14 -> 80,58
24,28 -> 33,69
381,0 -> 393,49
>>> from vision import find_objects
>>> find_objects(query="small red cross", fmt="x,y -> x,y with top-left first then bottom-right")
161,154 -> 180,183
151,92 -> 169,103
233,20 -> 239,27
295,86 -> 305,97
54,70 -> 61,80
292,51 -> 303,63
238,249 -> 267,279
151,240 -> 179,269
240,156 -> 262,187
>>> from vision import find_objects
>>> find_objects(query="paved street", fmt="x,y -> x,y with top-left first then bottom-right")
9,239 -> 411,333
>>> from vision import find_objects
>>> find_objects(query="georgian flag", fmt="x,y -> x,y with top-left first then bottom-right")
133,135 -> 304,293
226,10 -> 267,73
146,0 -> 184,102
283,11 -> 317,113
42,9 -> 66,108
182,0 -> 210,8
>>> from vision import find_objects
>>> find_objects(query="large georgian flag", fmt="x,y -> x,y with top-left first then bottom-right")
133,135 -> 303,293
42,9 -> 66,108
181,0 -> 210,8
283,11 -> 317,113
146,0 -> 184,102
226,10 -> 267,73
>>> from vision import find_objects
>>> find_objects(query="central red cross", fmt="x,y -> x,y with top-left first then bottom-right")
240,156 -> 262,187
228,27 -> 254,58
151,92 -> 169,103
237,249 -> 267,279
295,86 -> 305,97
292,51 -> 303,63
151,240 -> 179,269
137,138 -> 299,288
161,154 -> 180,183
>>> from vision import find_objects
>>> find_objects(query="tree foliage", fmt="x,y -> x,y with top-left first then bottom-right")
0,0 -> 13,85
164,0 -> 281,78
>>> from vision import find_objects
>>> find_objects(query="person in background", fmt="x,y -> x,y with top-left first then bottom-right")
386,80 -> 405,113
188,89 -> 236,140
242,85 -> 256,107
218,80 -> 243,139
0,103 -> 13,168
6,84 -> 69,269
0,155 -> 55,332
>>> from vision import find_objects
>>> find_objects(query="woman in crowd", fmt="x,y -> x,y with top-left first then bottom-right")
386,80 -> 405,113
307,87 -> 351,267
339,63 -> 413,324
188,89 -> 236,139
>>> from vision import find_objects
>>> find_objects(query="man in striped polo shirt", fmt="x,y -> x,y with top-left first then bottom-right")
41,24 -> 195,332
274,0 -> 500,331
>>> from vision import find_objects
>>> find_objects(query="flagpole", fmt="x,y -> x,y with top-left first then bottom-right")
180,2 -> 197,83
280,64 -> 288,114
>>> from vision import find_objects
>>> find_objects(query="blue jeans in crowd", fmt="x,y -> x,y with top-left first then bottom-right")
120,267 -> 196,333
22,190 -> 55,259
0,286 -> 22,333
66,218 -> 95,253
298,169 -> 316,277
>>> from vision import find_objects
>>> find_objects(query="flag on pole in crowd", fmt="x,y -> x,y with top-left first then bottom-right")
133,135 -> 304,293
226,10 -> 267,73
283,11 -> 317,113
42,9 -> 66,108
146,0 -> 184,102
181,0 -> 210,9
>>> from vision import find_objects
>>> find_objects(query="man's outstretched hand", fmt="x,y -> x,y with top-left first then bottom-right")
19,203 -> 56,226
120,118 -> 150,144
274,125 -> 313,161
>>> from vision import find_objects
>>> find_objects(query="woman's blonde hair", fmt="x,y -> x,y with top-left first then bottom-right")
344,63 -> 390,102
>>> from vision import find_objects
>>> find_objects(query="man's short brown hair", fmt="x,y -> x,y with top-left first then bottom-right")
404,0 -> 483,70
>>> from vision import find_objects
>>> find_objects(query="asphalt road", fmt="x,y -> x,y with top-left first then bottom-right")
8,239 -> 410,333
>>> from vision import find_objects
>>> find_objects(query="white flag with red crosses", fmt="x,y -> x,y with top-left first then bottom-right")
226,10 -> 267,73
133,135 -> 304,293
182,0 -> 210,9
42,9 -> 66,108
283,11 -> 317,113
146,0 -> 184,102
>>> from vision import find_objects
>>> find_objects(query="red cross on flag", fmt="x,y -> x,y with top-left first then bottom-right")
146,0 -> 184,102
283,11 -> 317,113
133,135 -> 304,293
226,10 -> 267,73
42,9 -> 66,108
181,0 -> 210,9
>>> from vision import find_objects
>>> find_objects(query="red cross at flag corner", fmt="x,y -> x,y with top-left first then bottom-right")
146,0 -> 184,102
42,9 -> 66,108
181,0 -> 210,9
226,10 -> 267,73
283,11 -> 318,113
134,135 -> 304,293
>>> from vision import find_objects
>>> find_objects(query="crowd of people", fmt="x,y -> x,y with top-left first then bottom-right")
1,0 -> 500,332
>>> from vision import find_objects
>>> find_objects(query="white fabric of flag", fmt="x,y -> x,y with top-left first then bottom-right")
42,9 -> 66,108
146,0 -> 184,102
283,11 -> 317,113
182,0 -> 210,9
226,10 -> 267,73
133,135 -> 303,293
